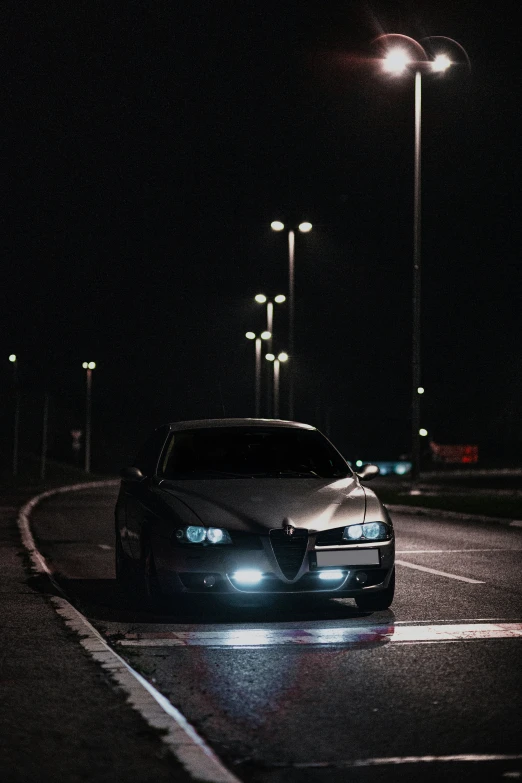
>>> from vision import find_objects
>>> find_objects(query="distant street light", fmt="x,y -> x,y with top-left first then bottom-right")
9,354 -> 20,476
419,428 -> 428,437
266,352 -> 289,418
254,293 -> 286,349
245,332 -> 271,416
375,33 -> 468,488
270,220 -> 313,419
82,361 -> 96,473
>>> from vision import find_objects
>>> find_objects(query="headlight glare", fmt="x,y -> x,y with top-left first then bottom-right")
207,527 -> 232,545
186,525 -> 206,543
363,522 -> 385,539
176,526 -> 232,544
343,522 -> 388,541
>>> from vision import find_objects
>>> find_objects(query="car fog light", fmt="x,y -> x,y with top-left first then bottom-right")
355,571 -> 368,585
231,569 -> 263,585
186,526 -> 206,543
203,575 -> 216,587
318,570 -> 344,581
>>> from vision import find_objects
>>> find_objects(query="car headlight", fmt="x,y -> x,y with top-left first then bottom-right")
175,526 -> 232,545
343,522 -> 389,542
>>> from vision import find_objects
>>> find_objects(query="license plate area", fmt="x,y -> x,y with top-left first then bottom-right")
315,549 -> 380,567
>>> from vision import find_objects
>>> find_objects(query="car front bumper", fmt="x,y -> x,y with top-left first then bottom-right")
153,536 -> 395,596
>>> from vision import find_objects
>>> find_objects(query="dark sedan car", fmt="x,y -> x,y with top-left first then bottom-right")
115,419 -> 395,610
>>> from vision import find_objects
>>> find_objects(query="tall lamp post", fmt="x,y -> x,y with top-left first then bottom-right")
265,352 -> 289,418
9,354 -> 19,476
270,220 -> 312,419
82,361 -> 96,473
378,35 -> 465,488
245,332 -> 271,417
254,293 -> 286,350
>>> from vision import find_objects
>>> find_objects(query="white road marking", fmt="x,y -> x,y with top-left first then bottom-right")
278,754 -> 522,768
116,622 -> 522,648
98,544 -> 113,550
17,481 -> 241,783
397,548 -> 522,553
395,559 -> 485,583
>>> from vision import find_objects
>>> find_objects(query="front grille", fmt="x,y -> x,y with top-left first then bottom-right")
315,527 -> 345,546
269,529 -> 309,579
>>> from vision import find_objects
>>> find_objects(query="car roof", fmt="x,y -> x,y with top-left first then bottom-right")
167,418 -> 316,432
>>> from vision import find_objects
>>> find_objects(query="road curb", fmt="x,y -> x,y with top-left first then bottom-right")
16,480 -> 242,783
388,503 -> 522,528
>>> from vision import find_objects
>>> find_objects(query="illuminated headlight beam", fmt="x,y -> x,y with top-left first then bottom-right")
231,569 -> 263,585
318,570 -> 344,581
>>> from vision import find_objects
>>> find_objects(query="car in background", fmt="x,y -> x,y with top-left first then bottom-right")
115,419 -> 395,611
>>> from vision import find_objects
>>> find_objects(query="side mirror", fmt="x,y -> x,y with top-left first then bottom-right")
120,466 -> 146,482
356,464 -> 380,481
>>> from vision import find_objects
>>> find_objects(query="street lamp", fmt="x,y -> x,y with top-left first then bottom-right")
9,354 -> 19,476
245,332 -> 271,416
376,33 -> 467,488
254,293 -> 286,349
270,220 -> 313,419
82,361 -> 96,473
265,352 -> 289,418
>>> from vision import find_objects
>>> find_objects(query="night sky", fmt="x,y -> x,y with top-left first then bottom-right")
2,1 -> 521,470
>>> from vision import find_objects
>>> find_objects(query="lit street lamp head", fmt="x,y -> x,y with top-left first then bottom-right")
383,48 -> 411,74
432,53 -> 452,72
298,222 -> 312,233
260,331 -> 271,340
9,354 -> 17,363
265,353 -> 275,362
83,361 -> 96,370
245,332 -> 256,340
271,221 -> 285,231
255,294 -> 267,303
278,352 -> 289,362
274,294 -> 286,303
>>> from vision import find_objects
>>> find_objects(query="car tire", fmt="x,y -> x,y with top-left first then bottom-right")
115,529 -> 133,587
140,536 -> 164,611
354,569 -> 395,611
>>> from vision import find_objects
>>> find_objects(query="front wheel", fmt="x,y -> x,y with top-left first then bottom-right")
355,569 -> 395,611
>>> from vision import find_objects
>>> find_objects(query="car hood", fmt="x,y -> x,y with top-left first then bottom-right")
157,476 -> 367,533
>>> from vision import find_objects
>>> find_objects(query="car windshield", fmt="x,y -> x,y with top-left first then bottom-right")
159,427 -> 351,479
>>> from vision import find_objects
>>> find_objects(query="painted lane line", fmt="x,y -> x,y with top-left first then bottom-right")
17,481 -> 241,783
397,549 -> 522,553
273,754 -> 522,768
116,622 -> 522,648
395,559 -> 485,583
98,544 -> 113,550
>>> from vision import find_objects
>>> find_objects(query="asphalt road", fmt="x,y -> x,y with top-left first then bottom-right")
31,485 -> 522,782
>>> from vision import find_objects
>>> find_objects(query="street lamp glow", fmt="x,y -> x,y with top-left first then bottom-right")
261,331 -> 271,340
274,294 -> 286,303
383,48 -> 411,74
245,331 -> 256,340
88,362 -> 96,370
298,222 -> 312,233
9,354 -> 17,363
271,221 -> 285,231
419,428 -> 428,437
278,352 -> 289,362
82,362 -> 88,369
255,293 -> 267,303
432,53 -> 451,72
265,353 -> 275,362
417,386 -> 425,394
